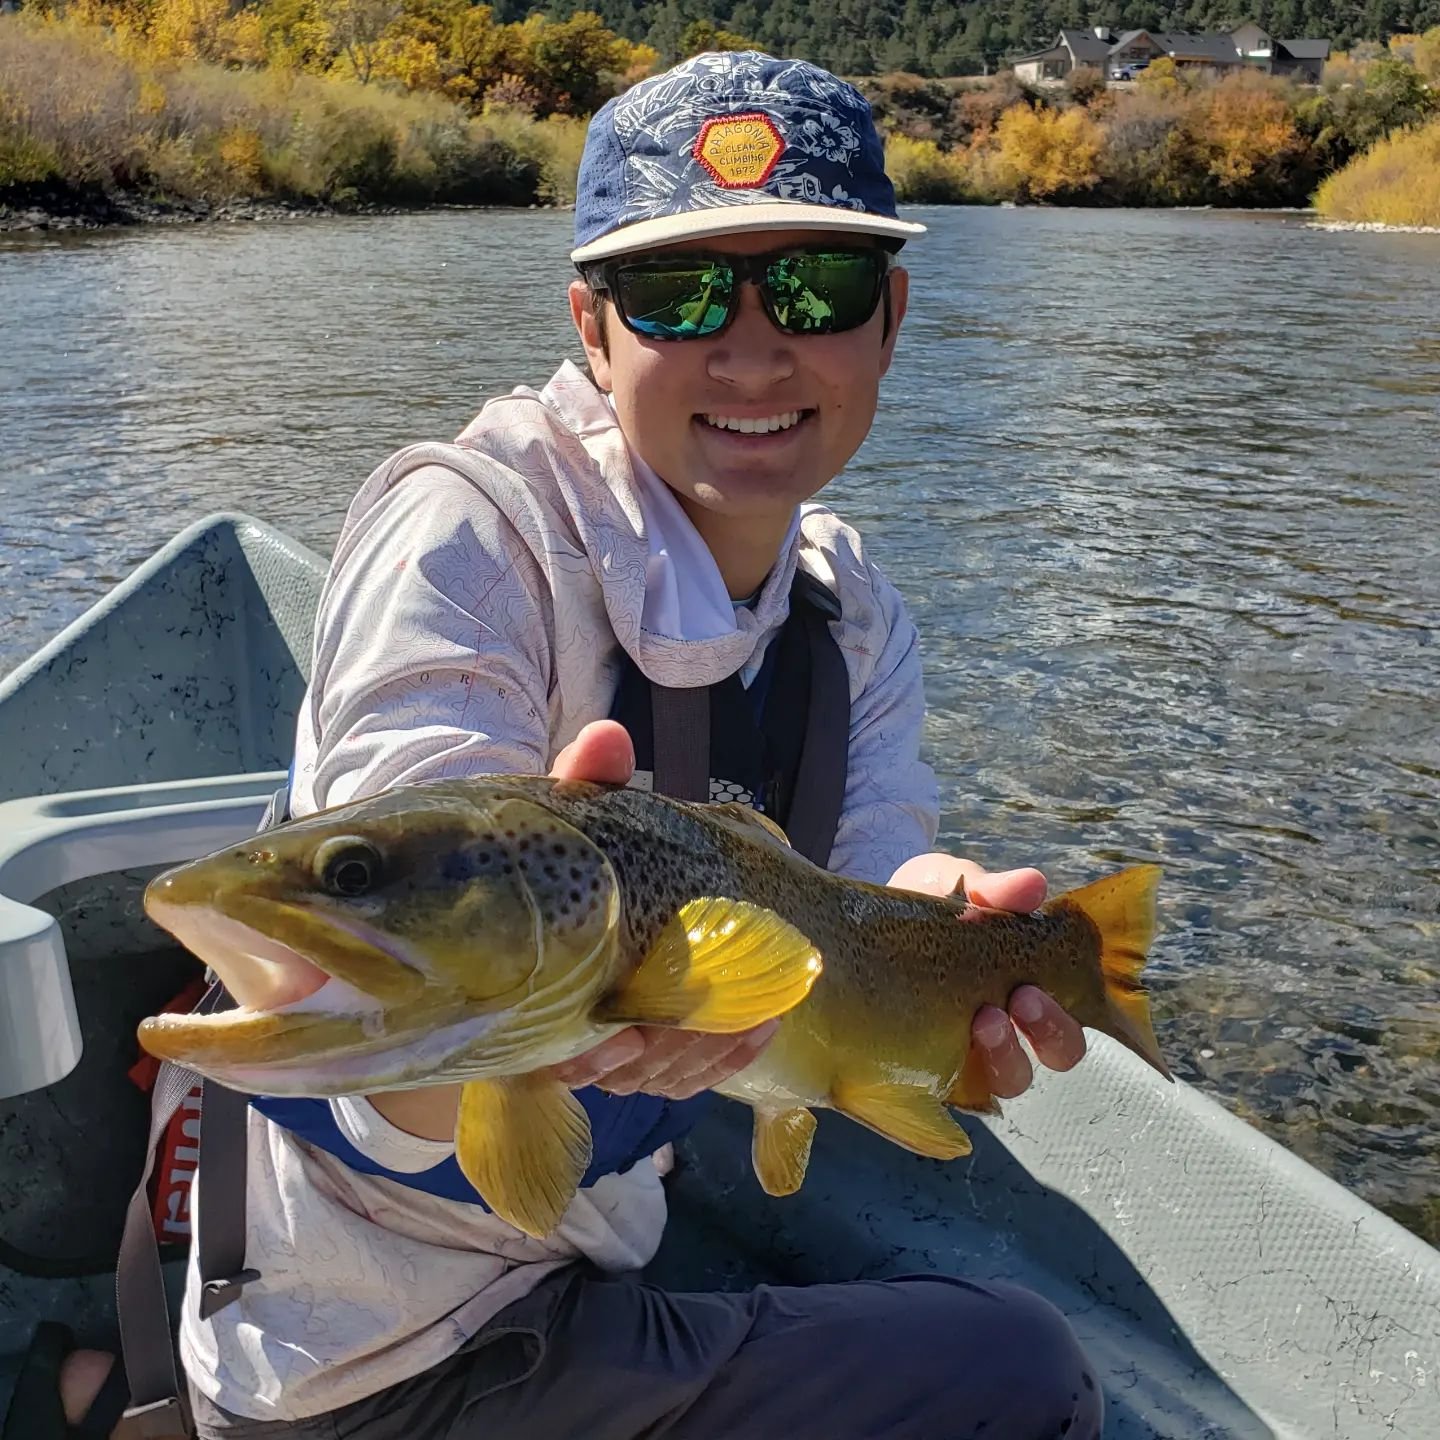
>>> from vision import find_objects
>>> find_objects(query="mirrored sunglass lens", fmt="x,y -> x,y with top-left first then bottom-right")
617,264 -> 734,338
766,253 -> 880,333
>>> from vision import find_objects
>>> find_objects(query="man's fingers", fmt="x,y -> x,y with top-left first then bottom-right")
617,1021 -> 778,1099
887,854 -> 1048,913
955,861 -> 1048,913
971,1003 -> 1034,1099
1009,986 -> 1087,1072
547,1027 -> 646,1088
549,721 -> 635,785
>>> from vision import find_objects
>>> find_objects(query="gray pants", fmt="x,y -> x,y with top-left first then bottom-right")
193,1265 -> 1102,1440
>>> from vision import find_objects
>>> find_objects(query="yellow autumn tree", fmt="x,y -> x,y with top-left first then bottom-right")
145,0 -> 266,66
511,10 -> 646,116
993,104 -> 1102,201
1189,74 -> 1303,192
679,20 -> 756,57
254,0 -> 336,74
1136,56 -> 1184,95
1414,27 -> 1440,83
325,0 -> 403,84
1314,115 -> 1440,227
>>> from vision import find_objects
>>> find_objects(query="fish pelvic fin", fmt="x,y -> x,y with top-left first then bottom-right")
945,1043 -> 1003,1117
1060,864 -> 1173,1082
831,1080 -> 973,1161
455,1075 -> 593,1239
592,898 -> 822,1033
751,1107 -> 817,1196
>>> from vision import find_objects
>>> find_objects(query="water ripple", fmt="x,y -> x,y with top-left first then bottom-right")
2,206 -> 1438,1244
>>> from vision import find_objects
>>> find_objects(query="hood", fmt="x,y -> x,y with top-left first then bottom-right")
454,360 -> 804,689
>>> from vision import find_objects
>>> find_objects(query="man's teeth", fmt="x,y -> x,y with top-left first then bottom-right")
702,411 -> 804,435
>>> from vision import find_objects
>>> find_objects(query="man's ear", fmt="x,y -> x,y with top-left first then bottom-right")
569,279 -> 613,392
879,266 -> 909,378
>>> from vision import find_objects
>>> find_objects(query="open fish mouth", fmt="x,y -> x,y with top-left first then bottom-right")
138,891 -> 440,1076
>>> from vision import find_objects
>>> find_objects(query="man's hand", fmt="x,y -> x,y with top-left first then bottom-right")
544,720 -> 778,1101
887,853 -> 1087,1099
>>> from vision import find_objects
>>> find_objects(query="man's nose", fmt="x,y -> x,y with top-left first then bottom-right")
705,282 -> 796,388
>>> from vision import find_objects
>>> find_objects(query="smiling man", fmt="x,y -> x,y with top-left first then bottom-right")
65,49 -> 1103,1440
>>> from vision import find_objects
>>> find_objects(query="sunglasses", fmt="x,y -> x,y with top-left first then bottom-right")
582,245 -> 895,342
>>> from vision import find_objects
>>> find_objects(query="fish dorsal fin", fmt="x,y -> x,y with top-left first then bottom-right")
706,803 -> 794,850
455,1075 -> 592,1239
831,1079 -> 974,1160
751,1107 -> 817,1196
593,897 -> 822,1032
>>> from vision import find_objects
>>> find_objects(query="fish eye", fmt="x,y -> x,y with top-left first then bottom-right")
314,838 -> 383,898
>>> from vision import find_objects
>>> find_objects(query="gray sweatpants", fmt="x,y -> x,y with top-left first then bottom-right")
192,1264 -> 1102,1440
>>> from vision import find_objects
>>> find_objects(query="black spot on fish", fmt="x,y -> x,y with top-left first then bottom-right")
1081,1373 -> 1094,1392
441,852 -> 476,882
1060,1420 -> 1072,1435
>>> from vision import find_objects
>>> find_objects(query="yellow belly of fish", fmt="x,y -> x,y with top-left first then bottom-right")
713,1006 -> 976,1199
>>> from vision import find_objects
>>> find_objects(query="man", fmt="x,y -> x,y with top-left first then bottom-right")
57,49 -> 1102,1440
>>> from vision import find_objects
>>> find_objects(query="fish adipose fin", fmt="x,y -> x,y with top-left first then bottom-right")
751,1107 -> 817,1195
1057,864 -> 1173,1081
832,1080 -> 973,1160
455,1075 -> 593,1239
593,898 -> 822,1033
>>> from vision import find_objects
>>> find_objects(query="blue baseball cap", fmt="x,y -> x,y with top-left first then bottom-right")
571,50 -> 926,265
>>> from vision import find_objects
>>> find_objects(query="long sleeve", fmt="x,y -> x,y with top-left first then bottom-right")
827,567 -> 940,885
290,463 -> 556,818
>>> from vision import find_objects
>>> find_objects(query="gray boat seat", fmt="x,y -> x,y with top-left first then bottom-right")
0,774 -> 282,1100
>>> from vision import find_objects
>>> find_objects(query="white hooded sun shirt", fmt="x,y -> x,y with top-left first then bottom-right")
180,360 -> 939,1420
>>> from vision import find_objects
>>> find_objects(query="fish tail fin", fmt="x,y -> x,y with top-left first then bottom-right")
1059,865 -> 1173,1082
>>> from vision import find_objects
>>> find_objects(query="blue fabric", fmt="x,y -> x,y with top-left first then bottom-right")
252,1090 -> 711,1208
574,51 -> 903,255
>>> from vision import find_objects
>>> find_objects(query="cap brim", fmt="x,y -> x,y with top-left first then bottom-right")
570,202 -> 926,264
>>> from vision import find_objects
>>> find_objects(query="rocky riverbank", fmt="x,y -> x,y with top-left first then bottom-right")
0,183 -> 364,233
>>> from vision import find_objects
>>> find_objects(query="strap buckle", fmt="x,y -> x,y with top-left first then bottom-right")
198,1268 -> 261,1319
116,1396 -> 194,1439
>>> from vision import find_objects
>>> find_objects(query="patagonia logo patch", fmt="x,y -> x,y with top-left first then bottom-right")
694,113 -> 785,188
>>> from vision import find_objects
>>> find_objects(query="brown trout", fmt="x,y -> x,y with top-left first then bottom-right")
138,776 -> 1171,1238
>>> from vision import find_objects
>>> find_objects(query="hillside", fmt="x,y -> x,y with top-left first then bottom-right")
490,0 -> 1440,76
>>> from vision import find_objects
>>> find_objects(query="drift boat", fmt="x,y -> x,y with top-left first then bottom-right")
0,514 -> 1435,1439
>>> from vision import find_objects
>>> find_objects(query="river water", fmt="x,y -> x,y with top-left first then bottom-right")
2,206 -> 1437,1245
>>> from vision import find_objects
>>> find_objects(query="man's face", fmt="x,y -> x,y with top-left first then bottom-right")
569,228 -> 909,531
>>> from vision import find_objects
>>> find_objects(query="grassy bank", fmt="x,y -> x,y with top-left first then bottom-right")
866,49 -> 1439,209
0,13 -> 583,211
1313,118 -> 1440,227
3,10 -> 1439,222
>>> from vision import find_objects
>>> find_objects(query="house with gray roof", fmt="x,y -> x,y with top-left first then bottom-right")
1011,21 -> 1331,86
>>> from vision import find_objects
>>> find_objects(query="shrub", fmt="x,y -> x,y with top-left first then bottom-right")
1313,118 -> 1440,227
883,132 -> 973,203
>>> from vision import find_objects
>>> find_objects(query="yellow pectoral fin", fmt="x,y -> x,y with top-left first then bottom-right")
455,1076 -> 593,1239
593,898 -> 823,1034
832,1080 -> 974,1161
751,1107 -> 817,1196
